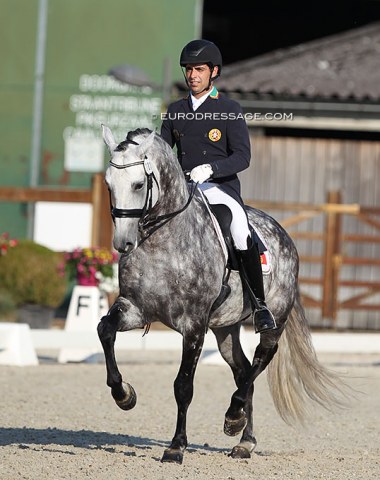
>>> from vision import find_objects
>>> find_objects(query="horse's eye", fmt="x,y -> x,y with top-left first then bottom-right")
133,181 -> 144,191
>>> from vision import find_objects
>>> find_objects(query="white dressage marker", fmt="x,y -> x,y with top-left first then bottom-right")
0,323 -> 38,366
58,286 -> 109,363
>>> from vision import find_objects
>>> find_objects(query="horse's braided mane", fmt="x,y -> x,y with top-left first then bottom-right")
115,128 -> 153,152
127,128 -> 152,143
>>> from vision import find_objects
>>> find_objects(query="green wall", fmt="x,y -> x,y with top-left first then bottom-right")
0,0 -> 201,237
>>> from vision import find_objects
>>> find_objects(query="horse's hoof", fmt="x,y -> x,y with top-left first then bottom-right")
229,446 -> 251,459
161,448 -> 184,464
224,409 -> 247,437
114,382 -> 137,411
229,439 -> 256,459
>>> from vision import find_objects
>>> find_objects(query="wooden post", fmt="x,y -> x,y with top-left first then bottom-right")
90,173 -> 103,247
330,191 -> 342,327
90,173 -> 113,249
98,178 -> 114,249
322,191 -> 342,327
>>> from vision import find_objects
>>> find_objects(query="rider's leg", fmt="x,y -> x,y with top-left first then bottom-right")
236,237 -> 276,333
198,184 -> 276,333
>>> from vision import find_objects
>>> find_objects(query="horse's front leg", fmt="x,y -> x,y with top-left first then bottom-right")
97,299 -> 143,410
161,330 -> 205,464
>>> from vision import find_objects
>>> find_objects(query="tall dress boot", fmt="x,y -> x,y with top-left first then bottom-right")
237,241 -> 277,333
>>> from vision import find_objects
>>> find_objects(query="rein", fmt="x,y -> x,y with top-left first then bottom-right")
109,154 -> 196,247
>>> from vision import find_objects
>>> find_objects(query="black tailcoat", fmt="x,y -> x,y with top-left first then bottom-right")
160,87 -> 251,205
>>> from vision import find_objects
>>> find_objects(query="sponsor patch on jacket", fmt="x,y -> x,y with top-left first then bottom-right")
208,128 -> 222,142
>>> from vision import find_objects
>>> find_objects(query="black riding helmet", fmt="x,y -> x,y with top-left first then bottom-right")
180,39 -> 222,82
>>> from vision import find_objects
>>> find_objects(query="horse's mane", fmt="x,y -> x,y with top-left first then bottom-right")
114,128 -> 185,195
115,128 -> 153,151
127,128 -> 152,142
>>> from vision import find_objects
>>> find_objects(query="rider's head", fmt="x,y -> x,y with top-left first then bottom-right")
180,39 -> 222,96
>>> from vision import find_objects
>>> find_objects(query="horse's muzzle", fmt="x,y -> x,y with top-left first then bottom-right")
115,241 -> 135,255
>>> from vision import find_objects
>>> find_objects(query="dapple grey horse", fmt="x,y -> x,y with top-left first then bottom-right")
98,126 -> 347,464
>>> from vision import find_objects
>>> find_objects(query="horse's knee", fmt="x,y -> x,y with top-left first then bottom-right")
97,302 -> 124,335
97,316 -> 108,339
97,315 -> 113,339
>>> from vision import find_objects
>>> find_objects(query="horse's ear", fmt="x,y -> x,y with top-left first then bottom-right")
136,131 -> 156,158
102,124 -> 117,153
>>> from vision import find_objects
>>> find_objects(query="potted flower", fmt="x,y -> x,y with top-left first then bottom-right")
61,247 -> 118,287
0,232 -> 18,256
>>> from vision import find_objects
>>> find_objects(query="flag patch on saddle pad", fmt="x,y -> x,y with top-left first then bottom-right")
260,251 -> 271,275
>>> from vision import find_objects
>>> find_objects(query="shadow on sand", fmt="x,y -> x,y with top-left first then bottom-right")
0,427 -> 229,456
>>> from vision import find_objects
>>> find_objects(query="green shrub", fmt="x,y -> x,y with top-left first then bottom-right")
0,240 -> 67,308
0,288 -> 17,320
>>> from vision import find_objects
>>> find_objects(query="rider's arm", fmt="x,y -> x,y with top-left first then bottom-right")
160,105 -> 175,148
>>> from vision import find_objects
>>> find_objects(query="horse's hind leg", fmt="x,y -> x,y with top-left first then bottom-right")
212,325 -> 256,459
97,303 -> 137,410
224,328 -> 283,444
161,329 -> 205,464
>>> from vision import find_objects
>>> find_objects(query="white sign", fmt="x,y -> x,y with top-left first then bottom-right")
34,201 -> 93,251
63,74 -> 162,171
64,136 -> 104,172
58,285 -> 109,363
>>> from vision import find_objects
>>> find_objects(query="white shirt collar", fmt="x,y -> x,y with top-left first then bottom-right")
190,88 -> 212,111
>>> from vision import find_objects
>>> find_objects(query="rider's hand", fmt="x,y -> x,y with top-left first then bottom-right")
190,164 -> 213,184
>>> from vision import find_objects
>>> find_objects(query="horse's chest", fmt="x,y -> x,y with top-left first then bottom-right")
123,255 -> 199,297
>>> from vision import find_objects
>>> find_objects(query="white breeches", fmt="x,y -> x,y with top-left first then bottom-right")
198,183 -> 250,250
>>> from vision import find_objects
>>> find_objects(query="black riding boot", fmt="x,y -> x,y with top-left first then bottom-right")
237,241 -> 277,333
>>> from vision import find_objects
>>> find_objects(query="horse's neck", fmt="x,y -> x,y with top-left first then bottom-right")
147,194 -> 215,246
156,177 -> 192,215
182,197 -> 217,238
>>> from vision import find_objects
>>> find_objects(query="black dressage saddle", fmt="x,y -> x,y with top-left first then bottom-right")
209,203 -> 266,271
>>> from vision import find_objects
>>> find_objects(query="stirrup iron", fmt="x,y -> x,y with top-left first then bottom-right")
253,302 -> 277,333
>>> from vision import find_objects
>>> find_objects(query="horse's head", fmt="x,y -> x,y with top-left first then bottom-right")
103,125 -> 161,254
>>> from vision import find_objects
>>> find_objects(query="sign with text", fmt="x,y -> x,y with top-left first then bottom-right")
63,74 -> 162,172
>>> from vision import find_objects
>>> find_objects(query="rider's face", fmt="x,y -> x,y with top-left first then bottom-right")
185,63 -> 218,98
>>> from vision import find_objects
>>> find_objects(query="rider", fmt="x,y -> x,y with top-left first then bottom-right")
160,39 -> 276,333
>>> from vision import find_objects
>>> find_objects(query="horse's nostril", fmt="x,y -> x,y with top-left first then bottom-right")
119,242 -> 134,255
114,239 -> 134,254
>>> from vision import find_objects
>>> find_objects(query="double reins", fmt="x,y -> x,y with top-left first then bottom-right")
109,149 -> 196,246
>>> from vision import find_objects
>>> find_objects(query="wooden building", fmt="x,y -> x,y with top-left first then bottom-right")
215,22 -> 380,330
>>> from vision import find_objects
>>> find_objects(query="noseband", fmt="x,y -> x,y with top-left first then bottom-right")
109,156 -> 157,223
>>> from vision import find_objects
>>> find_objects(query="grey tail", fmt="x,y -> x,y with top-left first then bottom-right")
267,289 -> 354,425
